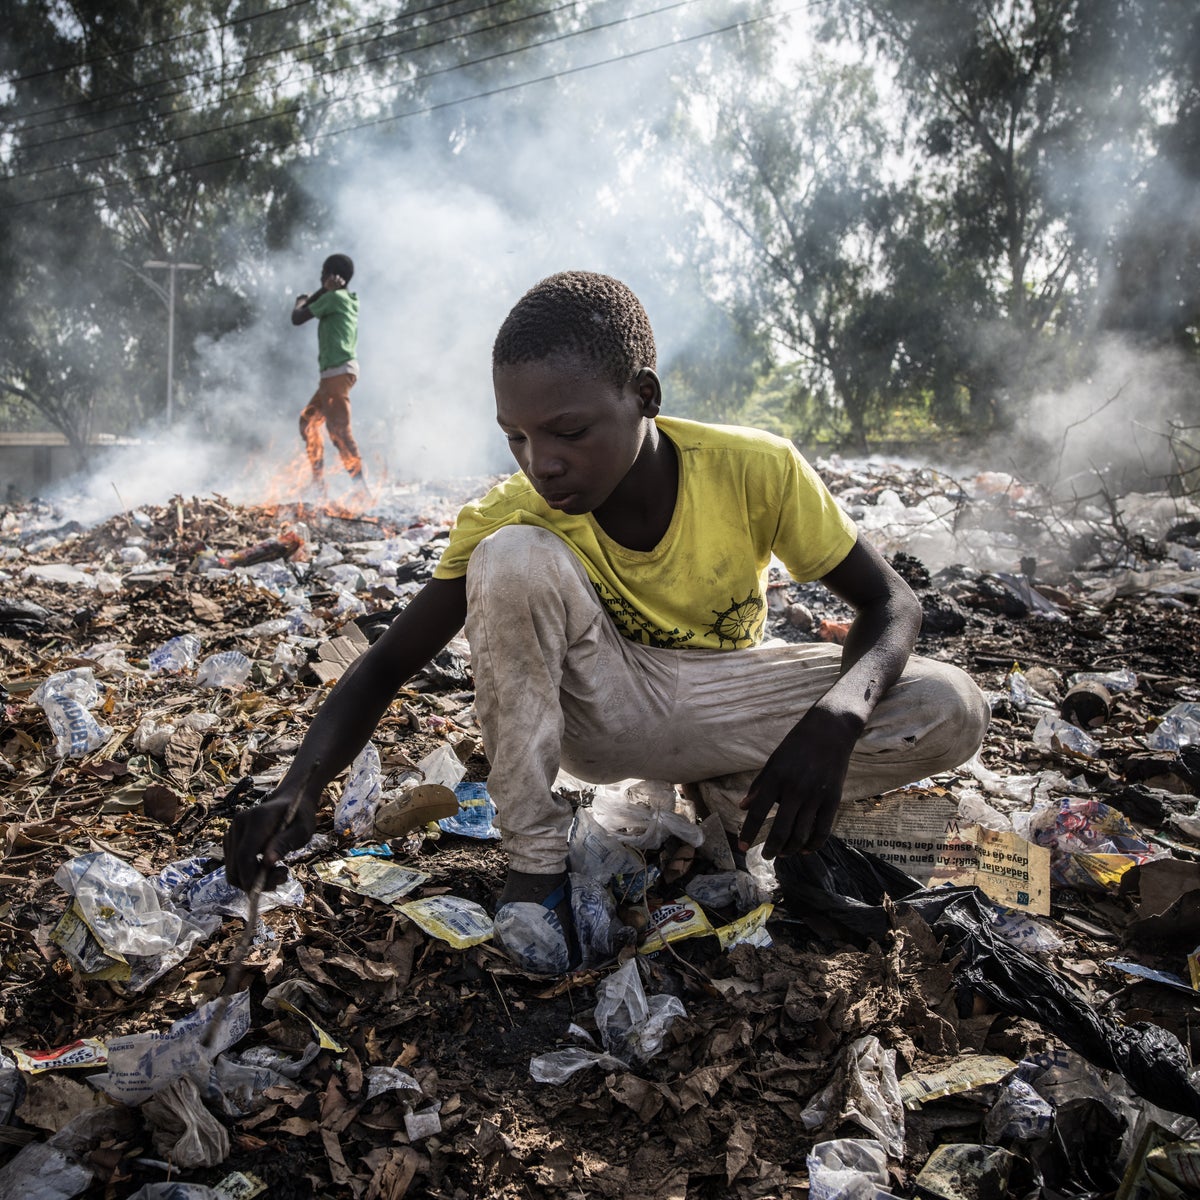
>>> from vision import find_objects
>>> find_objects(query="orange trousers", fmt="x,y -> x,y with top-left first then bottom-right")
299,373 -> 362,482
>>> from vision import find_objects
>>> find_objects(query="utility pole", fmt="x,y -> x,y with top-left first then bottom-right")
142,260 -> 202,425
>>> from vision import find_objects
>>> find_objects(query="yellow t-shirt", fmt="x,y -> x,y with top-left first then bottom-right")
433,416 -> 857,650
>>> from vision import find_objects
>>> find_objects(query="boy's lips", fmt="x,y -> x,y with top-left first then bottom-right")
542,491 -> 578,510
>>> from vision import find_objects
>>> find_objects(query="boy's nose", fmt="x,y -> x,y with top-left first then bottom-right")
528,447 -> 566,482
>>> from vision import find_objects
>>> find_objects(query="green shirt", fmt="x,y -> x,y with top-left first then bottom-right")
434,416 -> 857,650
307,289 -> 358,372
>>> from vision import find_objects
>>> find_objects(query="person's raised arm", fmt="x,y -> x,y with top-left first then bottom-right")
291,290 -> 319,325
224,575 -> 468,887
738,535 -> 921,858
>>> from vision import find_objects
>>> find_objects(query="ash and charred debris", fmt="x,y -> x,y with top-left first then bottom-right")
1,463 -> 1200,1198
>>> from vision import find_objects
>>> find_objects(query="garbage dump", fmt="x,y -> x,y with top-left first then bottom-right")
1,462 -> 1200,1197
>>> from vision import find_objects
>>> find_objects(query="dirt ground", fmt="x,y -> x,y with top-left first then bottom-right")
2,483 -> 1200,1199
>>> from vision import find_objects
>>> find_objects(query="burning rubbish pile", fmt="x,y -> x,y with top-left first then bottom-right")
1,460 -> 1200,1199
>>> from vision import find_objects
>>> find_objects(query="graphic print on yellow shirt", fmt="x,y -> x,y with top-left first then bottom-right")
434,416 -> 858,650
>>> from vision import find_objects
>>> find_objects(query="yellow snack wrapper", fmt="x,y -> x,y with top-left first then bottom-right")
899,1055 -> 1018,1109
315,857 -> 429,906
714,902 -> 774,951
398,895 -> 494,948
638,895 -> 714,955
215,1172 -> 267,1200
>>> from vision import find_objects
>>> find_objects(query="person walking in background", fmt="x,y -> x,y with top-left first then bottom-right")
292,253 -> 367,497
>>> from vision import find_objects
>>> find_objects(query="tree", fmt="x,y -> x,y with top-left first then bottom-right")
682,54 -> 907,452
817,0 -> 1200,426
0,0 -> 585,459
0,0 -> 370,453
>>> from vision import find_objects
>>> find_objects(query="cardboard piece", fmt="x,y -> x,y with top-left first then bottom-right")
833,791 -> 1051,915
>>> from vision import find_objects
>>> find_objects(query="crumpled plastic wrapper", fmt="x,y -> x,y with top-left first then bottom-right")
801,1035 -> 905,1159
142,1075 -> 231,1168
31,668 -> 113,759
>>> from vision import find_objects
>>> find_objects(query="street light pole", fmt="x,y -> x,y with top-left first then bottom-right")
143,260 -> 202,425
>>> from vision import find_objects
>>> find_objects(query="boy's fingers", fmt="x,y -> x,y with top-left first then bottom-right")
737,787 -> 772,852
764,801 -> 805,859
805,801 -> 838,852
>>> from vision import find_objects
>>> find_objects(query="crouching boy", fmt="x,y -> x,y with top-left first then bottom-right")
226,270 -> 989,972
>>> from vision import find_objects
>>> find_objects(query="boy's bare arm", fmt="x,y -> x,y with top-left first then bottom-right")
224,575 -> 469,888
738,536 -> 921,858
291,289 -> 320,325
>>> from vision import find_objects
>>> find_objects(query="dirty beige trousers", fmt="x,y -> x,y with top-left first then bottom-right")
465,526 -> 990,875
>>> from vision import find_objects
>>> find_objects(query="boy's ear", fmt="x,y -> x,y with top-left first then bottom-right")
633,367 -> 662,417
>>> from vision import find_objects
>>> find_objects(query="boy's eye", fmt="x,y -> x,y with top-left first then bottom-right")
504,433 -> 526,444
558,429 -> 587,440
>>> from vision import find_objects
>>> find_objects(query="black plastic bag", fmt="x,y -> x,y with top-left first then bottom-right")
775,838 -> 1200,1120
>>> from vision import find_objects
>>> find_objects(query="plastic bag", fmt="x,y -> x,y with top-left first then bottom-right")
437,781 -> 500,840
800,1036 -> 905,1159
31,668 -> 113,758
334,743 -> 383,839
593,958 -> 685,1063
0,1109 -> 133,1200
685,870 -> 761,914
806,1139 -> 897,1200
1033,714 -> 1100,757
1068,667 -> 1138,694
0,1142 -> 93,1200
133,711 -> 218,757
529,1044 -> 627,1084
159,859 -> 303,922
1148,703 -> 1200,752
141,1075 -> 230,1168
55,851 -> 183,956
126,1186 -> 224,1199
569,872 -> 631,968
416,742 -> 467,789
774,838 -> 1200,1121
567,808 -> 647,895
0,1051 -> 18,1125
148,634 -> 202,674
1007,667 -> 1057,712
1025,796 -> 1165,892
984,1077 -> 1055,1141
194,650 -> 252,689
590,779 -> 704,851
493,901 -> 572,975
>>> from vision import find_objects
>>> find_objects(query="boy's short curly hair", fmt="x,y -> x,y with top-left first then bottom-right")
322,253 -> 354,283
493,271 -> 656,388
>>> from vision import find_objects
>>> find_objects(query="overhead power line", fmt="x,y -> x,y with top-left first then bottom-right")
15,0 -> 548,153
13,0 -> 582,179
5,0 -> 703,185
6,0 -> 316,84
12,0 -> 485,132
0,4 -> 801,212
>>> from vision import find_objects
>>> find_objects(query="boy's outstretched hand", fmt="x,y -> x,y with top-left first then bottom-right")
224,790 -> 317,891
737,704 -> 863,858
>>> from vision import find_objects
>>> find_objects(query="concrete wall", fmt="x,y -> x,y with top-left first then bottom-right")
0,433 -> 139,501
